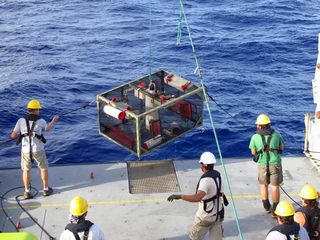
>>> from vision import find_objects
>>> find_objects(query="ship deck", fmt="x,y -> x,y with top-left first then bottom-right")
0,156 -> 319,240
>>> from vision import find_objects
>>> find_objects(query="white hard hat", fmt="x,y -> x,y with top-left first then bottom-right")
199,152 -> 216,164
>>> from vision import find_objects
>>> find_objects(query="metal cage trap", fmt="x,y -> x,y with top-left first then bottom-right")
97,69 -> 204,157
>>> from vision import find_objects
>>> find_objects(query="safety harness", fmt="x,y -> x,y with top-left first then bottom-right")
17,115 -> 47,143
196,170 -> 227,221
268,222 -> 300,240
296,206 -> 320,239
65,220 -> 94,240
254,129 -> 282,164
16,115 -> 47,160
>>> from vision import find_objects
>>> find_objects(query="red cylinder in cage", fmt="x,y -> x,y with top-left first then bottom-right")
142,135 -> 162,150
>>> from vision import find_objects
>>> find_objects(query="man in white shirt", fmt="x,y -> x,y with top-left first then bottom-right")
60,196 -> 105,240
11,99 -> 58,199
266,201 -> 309,240
167,152 -> 227,240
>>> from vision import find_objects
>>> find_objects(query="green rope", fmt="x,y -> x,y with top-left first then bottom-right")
176,5 -> 183,45
178,0 -> 244,239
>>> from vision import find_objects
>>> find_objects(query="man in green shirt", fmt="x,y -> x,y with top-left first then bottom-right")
249,114 -> 284,218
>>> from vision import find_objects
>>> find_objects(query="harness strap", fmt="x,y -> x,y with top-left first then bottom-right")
202,177 -> 221,213
21,133 -> 46,143
268,222 -> 300,240
70,231 -> 89,240
26,119 -> 36,163
65,220 -> 94,240
296,206 -> 320,239
212,176 -> 221,222
196,170 -> 223,221
260,134 -> 272,175
71,232 -> 81,240
83,230 -> 90,240
256,148 -> 280,154
259,134 -> 272,159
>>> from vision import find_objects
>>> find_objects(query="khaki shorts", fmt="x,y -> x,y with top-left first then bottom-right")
21,151 -> 48,171
258,164 -> 283,186
189,216 -> 223,240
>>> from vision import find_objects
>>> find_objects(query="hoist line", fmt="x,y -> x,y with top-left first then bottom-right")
147,0 -> 153,83
176,6 -> 183,44
178,0 -> 201,76
178,0 -> 244,239
177,0 -> 307,219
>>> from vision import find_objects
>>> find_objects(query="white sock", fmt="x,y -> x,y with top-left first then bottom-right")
25,188 -> 30,193
44,187 -> 48,191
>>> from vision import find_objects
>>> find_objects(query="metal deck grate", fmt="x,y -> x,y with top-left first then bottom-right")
127,159 -> 181,194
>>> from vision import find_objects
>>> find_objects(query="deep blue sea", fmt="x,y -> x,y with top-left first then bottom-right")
0,0 -> 319,168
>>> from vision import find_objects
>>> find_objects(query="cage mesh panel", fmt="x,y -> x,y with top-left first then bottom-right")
127,160 -> 180,194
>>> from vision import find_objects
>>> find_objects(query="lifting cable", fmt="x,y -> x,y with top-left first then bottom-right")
177,1 -> 244,239
0,99 -> 96,147
147,0 -> 153,83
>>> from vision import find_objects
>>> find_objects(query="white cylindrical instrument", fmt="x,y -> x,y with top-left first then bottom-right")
145,82 -> 160,130
164,74 -> 193,92
103,105 -> 126,120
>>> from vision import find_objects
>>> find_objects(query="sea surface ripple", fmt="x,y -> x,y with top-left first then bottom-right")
0,0 -> 320,168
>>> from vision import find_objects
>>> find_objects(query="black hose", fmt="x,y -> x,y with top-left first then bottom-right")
0,185 -> 55,239
0,186 -> 24,232
280,185 -> 302,208
15,195 -> 55,240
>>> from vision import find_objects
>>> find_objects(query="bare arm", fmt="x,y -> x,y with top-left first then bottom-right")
11,131 -> 19,140
45,115 -> 59,132
280,144 -> 284,151
294,212 -> 306,228
251,149 -> 256,155
181,190 -> 206,202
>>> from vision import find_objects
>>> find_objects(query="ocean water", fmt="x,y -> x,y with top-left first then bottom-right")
0,0 -> 319,168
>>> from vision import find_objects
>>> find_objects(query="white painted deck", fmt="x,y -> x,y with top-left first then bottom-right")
0,157 -> 319,240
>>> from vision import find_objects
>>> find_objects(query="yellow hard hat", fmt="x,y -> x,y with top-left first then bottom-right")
27,99 -> 42,109
69,196 -> 88,216
299,184 -> 318,200
256,114 -> 271,125
274,201 -> 295,217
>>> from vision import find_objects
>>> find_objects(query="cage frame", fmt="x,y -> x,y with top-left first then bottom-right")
97,69 -> 204,157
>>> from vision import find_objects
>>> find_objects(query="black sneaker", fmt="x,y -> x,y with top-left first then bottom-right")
264,206 -> 272,213
262,200 -> 271,213
43,187 -> 53,197
271,211 -> 277,218
24,191 -> 31,200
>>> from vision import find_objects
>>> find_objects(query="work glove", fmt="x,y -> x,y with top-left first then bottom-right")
167,194 -> 182,202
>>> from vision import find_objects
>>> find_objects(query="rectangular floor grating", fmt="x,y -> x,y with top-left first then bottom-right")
127,159 -> 181,194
